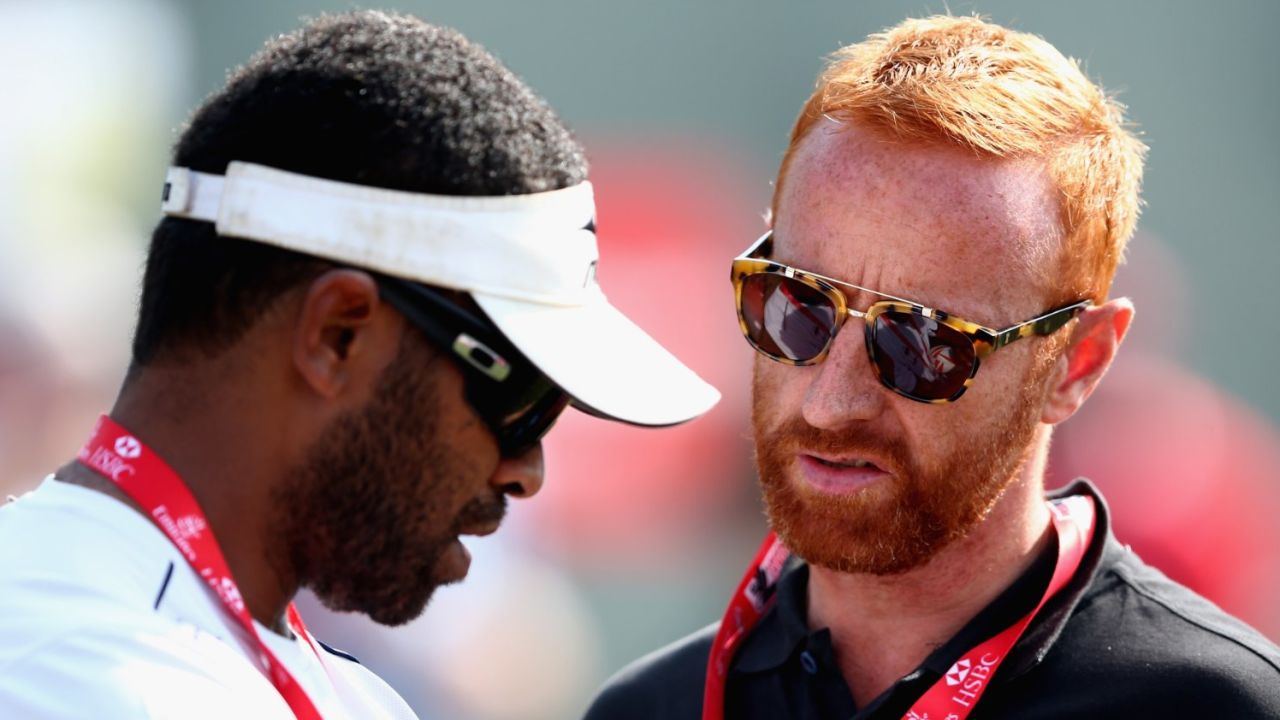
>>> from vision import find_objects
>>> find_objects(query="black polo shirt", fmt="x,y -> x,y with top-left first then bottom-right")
585,480 -> 1280,719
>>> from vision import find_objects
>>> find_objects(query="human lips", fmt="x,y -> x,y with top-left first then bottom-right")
439,537 -> 474,582
441,521 -> 501,583
453,495 -> 506,538
797,452 -> 891,494
457,519 -> 502,538
439,499 -> 505,581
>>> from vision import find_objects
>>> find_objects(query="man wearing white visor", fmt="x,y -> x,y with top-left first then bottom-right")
0,11 -> 717,719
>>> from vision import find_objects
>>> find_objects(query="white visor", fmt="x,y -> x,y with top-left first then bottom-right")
160,161 -> 720,426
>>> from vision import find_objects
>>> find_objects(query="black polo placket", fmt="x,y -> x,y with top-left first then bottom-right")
724,480 -> 1115,720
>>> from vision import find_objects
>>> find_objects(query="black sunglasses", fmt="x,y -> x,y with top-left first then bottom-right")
731,232 -> 1090,403
375,275 -> 569,456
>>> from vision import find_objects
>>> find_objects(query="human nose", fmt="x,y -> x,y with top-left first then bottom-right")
800,321 -> 886,430
491,443 -> 545,499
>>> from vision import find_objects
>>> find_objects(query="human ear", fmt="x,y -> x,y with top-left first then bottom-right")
1040,298 -> 1134,425
291,269 -> 394,399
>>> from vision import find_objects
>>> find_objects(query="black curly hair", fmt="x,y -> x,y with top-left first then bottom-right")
131,10 -> 587,366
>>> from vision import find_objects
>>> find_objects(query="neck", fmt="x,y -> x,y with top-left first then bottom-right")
57,364 -> 302,633
806,440 -> 1053,708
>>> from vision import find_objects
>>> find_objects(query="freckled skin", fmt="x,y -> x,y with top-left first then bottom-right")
777,122 -> 1064,324
754,120 -> 1067,574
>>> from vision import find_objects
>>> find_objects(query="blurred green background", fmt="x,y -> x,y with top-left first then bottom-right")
1,1 -> 1277,718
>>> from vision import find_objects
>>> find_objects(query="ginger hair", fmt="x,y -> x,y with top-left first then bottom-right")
774,16 -> 1147,303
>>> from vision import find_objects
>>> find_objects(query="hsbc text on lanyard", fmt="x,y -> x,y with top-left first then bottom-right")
78,415 -> 327,720
703,495 -> 1096,720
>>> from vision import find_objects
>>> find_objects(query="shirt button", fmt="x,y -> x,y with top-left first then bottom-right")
800,650 -> 819,675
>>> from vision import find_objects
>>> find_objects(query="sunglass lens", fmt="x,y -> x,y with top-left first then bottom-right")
739,273 -> 837,362
499,386 -> 570,456
467,370 -> 569,456
871,311 -> 976,400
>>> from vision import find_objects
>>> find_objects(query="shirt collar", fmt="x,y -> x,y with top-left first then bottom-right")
729,478 -> 1121,680
1001,477 -> 1121,679
732,554 -> 813,674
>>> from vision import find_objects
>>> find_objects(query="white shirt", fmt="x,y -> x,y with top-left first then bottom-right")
0,478 -> 420,719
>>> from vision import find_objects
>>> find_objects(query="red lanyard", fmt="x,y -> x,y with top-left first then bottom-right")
78,415 -> 326,720
703,495 -> 1096,720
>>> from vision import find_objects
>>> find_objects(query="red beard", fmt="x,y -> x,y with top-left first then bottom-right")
752,365 -> 1048,575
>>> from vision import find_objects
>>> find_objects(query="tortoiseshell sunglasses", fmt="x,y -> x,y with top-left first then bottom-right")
731,232 -> 1091,404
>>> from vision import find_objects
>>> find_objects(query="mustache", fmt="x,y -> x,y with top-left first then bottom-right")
758,415 -> 910,472
452,493 -> 507,531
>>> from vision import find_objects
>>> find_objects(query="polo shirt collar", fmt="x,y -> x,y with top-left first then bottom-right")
1002,478 -> 1120,679
730,478 -> 1120,681
732,554 -> 813,674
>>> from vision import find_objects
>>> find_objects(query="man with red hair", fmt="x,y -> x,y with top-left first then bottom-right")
587,15 -> 1279,719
